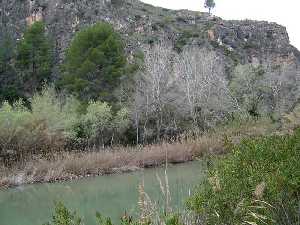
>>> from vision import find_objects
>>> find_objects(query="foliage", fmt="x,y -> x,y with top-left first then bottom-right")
113,107 -> 130,134
0,36 -> 14,73
229,64 -> 267,116
44,202 -> 82,225
80,101 -> 130,146
30,87 -> 80,139
0,100 -> 32,155
174,30 -> 199,52
16,21 -> 53,94
0,87 -> 81,161
204,0 -> 216,14
96,212 -> 114,225
282,104 -> 300,130
0,84 -> 132,161
44,202 -> 184,225
0,36 -> 21,103
270,193 -> 300,225
188,128 -> 300,225
60,22 -> 127,102
164,214 -> 183,225
82,101 -> 112,144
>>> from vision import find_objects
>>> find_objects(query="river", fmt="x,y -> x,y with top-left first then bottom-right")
0,161 -> 205,225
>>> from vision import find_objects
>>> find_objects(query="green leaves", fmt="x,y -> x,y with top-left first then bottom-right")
16,21 -> 53,94
45,202 -> 82,225
96,212 -> 113,225
189,130 -> 300,225
45,203 -> 184,225
60,22 -> 127,102
204,0 -> 216,14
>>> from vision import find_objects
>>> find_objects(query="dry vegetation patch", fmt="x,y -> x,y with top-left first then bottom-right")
0,116 -> 279,188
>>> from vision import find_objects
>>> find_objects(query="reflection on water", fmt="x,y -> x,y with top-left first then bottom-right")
0,161 -> 205,225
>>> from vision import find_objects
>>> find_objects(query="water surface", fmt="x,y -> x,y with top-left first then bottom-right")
0,161 -> 205,225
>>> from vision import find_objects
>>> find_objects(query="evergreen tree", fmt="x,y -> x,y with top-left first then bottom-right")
59,22 -> 127,102
0,35 -> 21,103
16,21 -> 53,95
204,0 -> 216,15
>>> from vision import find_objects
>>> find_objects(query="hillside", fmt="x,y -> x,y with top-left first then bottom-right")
1,0 -> 300,142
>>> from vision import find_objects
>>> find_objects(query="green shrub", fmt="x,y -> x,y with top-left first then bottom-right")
113,107 -> 130,135
59,22 -> 127,102
0,100 -> 32,154
44,202 -> 82,225
165,214 -> 183,225
96,212 -> 114,225
31,87 -> 80,139
174,29 -> 200,52
0,87 -> 80,160
0,85 -> 133,160
80,101 -> 130,146
45,203 -> 185,225
82,101 -> 113,145
229,64 -> 267,116
188,129 -> 300,225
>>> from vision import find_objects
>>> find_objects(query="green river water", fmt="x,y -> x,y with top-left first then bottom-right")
0,161 -> 205,225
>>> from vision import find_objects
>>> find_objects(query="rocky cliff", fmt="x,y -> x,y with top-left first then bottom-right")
2,0 -> 299,63
1,0 -> 300,125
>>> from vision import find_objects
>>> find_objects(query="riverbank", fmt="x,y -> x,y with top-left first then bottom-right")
0,138 -> 211,189
0,117 -> 278,189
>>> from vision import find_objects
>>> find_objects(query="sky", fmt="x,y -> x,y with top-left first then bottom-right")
141,0 -> 300,50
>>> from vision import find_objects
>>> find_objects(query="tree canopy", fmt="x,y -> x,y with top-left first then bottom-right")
16,21 -> 53,95
59,22 -> 127,102
204,0 -> 216,14
0,35 -> 21,103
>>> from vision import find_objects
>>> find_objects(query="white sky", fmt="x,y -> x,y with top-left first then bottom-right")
141,0 -> 300,50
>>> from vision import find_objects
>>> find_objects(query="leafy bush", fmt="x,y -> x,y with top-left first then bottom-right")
44,202 -> 82,225
174,30 -> 199,52
229,64 -> 266,116
0,85 -> 133,162
0,100 -> 32,156
31,87 -> 80,139
82,101 -> 113,145
80,101 -> 130,146
113,107 -> 130,136
59,22 -> 127,102
45,202 -> 184,225
188,129 -> 300,225
0,87 -> 80,161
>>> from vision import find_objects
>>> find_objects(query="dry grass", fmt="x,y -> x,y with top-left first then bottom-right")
282,105 -> 300,132
0,117 -> 278,188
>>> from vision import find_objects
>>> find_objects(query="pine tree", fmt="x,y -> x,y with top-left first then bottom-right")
0,35 -> 21,103
59,22 -> 127,102
16,21 -> 53,95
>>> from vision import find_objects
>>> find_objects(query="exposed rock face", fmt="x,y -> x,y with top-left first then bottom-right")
1,0 -> 300,118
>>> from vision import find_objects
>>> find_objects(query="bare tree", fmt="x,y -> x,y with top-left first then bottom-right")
133,42 -> 177,142
132,44 -> 241,142
174,47 -> 240,129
